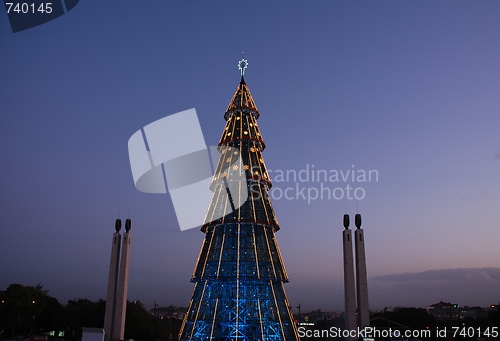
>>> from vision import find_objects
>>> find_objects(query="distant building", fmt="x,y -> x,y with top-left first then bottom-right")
459,306 -> 488,319
488,304 -> 499,312
293,310 -> 341,323
150,306 -> 187,321
427,301 -> 459,321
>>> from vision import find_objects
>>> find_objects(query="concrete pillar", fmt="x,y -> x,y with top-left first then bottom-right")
104,229 -> 121,341
113,229 -> 131,341
343,227 -> 357,338
354,226 -> 370,329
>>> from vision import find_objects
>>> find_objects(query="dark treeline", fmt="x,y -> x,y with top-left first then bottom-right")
0,284 -> 181,341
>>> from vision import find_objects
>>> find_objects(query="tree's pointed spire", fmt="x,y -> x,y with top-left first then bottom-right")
178,60 -> 299,341
225,59 -> 260,121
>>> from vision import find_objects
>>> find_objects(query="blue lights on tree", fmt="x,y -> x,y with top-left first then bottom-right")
178,62 -> 299,341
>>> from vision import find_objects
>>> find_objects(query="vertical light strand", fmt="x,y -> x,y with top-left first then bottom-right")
221,148 -> 233,223
222,178 -> 231,223
203,184 -> 221,227
265,190 -> 280,227
210,298 -> 219,340
252,225 -> 260,279
250,179 -> 257,222
256,182 -> 271,223
191,237 -> 206,279
272,232 -> 289,280
237,138 -> 242,222
248,141 -> 258,223
239,85 -> 244,107
231,114 -> 237,142
263,226 -> 278,279
255,150 -> 265,180
200,228 -> 215,278
270,280 -> 287,341
239,110 -> 243,142
257,298 -> 265,340
245,114 -> 252,139
237,223 -> 241,279
235,278 -> 239,341
228,112 -> 237,145
189,281 -> 207,340
281,281 -> 299,335
179,281 -> 197,339
250,115 -> 258,139
216,234 -> 226,277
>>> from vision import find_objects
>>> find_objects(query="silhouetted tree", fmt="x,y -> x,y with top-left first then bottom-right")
0,283 -> 49,337
37,296 -> 65,336
65,298 -> 105,338
124,301 -> 154,340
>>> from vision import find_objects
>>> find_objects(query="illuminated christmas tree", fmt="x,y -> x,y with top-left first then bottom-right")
179,60 -> 299,341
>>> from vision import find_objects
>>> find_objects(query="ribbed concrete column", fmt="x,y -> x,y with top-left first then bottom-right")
104,229 -> 121,341
113,228 -> 131,341
343,226 -> 357,339
354,219 -> 370,329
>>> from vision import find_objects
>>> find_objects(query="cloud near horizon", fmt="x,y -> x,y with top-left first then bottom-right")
461,191 -> 490,201
369,268 -> 500,310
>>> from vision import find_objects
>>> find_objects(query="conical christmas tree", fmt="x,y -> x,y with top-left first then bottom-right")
179,60 -> 299,341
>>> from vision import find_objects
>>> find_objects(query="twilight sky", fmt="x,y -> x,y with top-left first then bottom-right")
1,1 -> 499,312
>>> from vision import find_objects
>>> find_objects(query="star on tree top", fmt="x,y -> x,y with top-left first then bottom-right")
238,59 -> 248,76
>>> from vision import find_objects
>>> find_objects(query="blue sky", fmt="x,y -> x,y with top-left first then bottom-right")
1,1 -> 499,312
